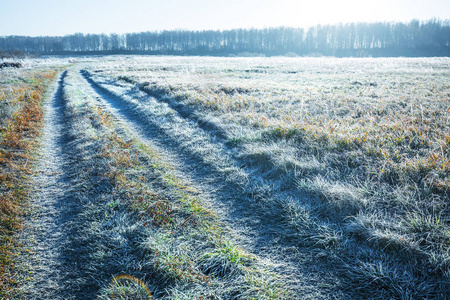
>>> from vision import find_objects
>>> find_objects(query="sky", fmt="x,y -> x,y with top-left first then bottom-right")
0,0 -> 449,36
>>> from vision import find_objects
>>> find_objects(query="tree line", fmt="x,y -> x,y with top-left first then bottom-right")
1,19 -> 449,57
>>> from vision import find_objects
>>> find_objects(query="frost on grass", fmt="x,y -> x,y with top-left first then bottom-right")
0,65 -> 59,298
79,56 -> 450,299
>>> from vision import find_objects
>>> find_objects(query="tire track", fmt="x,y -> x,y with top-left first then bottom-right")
15,71 -> 80,299
16,71 -> 114,299
80,70 -> 353,299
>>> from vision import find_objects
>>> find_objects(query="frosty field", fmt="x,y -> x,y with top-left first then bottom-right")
1,56 -> 449,299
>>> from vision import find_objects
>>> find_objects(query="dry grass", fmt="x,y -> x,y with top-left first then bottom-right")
0,68 -> 58,297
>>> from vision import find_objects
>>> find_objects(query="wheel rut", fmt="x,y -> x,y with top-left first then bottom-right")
16,71 -> 76,299
16,71 -> 107,299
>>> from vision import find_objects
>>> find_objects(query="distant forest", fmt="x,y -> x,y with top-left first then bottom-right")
1,19 -> 449,57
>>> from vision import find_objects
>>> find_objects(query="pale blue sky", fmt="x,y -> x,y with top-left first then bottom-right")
1,0 -> 449,36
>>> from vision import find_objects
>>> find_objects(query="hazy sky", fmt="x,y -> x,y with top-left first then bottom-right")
1,0 -> 449,36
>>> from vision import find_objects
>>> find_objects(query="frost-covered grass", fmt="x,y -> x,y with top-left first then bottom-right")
0,66 -> 59,298
82,56 -> 450,298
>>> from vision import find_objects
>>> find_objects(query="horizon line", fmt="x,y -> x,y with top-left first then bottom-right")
2,18 -> 448,38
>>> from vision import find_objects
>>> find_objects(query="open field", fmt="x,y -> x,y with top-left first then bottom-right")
1,56 -> 449,299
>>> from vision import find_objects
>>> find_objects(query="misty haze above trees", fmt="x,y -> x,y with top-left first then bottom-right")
1,19 -> 449,57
